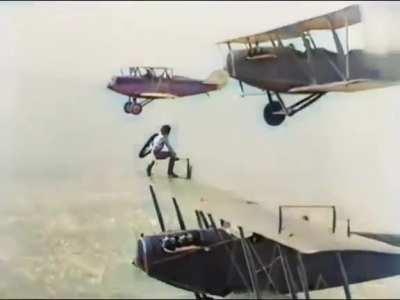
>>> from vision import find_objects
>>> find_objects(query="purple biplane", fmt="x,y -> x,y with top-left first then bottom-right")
107,66 -> 228,115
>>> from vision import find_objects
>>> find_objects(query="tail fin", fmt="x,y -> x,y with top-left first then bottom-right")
203,69 -> 229,89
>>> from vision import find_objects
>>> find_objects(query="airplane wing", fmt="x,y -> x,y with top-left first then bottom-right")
218,5 -> 361,45
351,232 -> 400,247
288,79 -> 395,93
195,196 -> 400,255
140,92 -> 177,99
147,178 -> 400,255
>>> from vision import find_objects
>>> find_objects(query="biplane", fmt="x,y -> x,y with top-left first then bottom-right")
107,66 -> 228,115
218,4 -> 400,126
133,185 -> 400,299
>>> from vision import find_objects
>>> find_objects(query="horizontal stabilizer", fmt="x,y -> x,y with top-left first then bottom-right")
203,69 -> 229,89
289,79 -> 391,93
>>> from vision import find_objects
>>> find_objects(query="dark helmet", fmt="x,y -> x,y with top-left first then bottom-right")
161,236 -> 176,252
161,124 -> 171,135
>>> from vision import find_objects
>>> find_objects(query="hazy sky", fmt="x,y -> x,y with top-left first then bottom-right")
4,3 -> 400,298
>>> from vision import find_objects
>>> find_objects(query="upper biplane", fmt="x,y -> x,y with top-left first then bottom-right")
218,4 -> 400,126
107,66 -> 228,115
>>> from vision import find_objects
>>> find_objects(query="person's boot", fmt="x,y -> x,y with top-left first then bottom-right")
167,157 -> 178,178
168,172 -> 179,178
146,161 -> 155,177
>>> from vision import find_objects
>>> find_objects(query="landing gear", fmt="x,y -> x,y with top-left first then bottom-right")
131,103 -> 143,115
123,97 -> 143,115
123,97 -> 153,115
123,101 -> 132,114
263,90 -> 325,126
264,101 -> 286,126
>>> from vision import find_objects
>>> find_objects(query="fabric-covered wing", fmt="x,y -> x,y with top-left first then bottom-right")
218,5 -> 361,45
147,177 -> 400,255
140,92 -> 177,99
288,79 -> 394,93
351,233 -> 400,247
195,197 -> 400,254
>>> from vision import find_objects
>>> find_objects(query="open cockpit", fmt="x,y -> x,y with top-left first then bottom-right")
125,66 -> 175,80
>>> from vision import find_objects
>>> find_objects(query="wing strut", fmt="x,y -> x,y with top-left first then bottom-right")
172,197 -> 186,230
202,213 -> 253,293
149,185 -> 166,232
336,252 -> 352,299
238,226 -> 262,299
195,210 -> 204,229
296,253 -> 310,299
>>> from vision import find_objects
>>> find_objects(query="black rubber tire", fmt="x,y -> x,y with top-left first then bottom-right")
131,103 -> 143,115
263,101 -> 286,126
123,102 -> 132,114
138,133 -> 158,158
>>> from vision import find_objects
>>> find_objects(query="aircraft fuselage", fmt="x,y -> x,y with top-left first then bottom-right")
226,47 -> 400,93
107,76 -> 218,99
135,228 -> 400,297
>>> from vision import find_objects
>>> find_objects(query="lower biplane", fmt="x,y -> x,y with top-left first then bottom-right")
133,185 -> 400,299
107,66 -> 228,115
218,5 -> 400,126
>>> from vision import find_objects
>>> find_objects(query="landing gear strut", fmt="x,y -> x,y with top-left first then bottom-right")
263,90 -> 325,126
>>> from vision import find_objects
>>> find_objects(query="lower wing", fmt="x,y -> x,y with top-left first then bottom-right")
140,92 -> 177,99
289,79 -> 398,93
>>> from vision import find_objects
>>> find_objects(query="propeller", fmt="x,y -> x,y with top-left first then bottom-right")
217,43 -> 226,71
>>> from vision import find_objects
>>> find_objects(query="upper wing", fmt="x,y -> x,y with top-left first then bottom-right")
218,5 -> 361,45
195,196 -> 400,254
288,79 -> 396,93
147,177 -> 400,255
351,232 -> 400,247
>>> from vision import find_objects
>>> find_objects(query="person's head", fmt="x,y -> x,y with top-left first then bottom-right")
160,124 -> 171,136
161,236 -> 176,252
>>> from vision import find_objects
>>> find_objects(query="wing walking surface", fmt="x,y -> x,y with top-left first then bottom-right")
218,5 -> 361,45
194,194 -> 400,255
148,178 -> 400,255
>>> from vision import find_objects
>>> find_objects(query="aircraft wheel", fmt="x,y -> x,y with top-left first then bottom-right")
263,101 -> 285,126
131,103 -> 143,115
123,101 -> 132,114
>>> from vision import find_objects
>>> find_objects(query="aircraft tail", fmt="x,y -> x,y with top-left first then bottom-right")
203,69 -> 229,89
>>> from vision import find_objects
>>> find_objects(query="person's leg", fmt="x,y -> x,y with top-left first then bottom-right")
154,151 -> 178,177
167,153 -> 178,177
146,160 -> 155,177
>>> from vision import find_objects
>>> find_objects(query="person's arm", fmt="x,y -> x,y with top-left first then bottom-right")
164,136 -> 176,156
